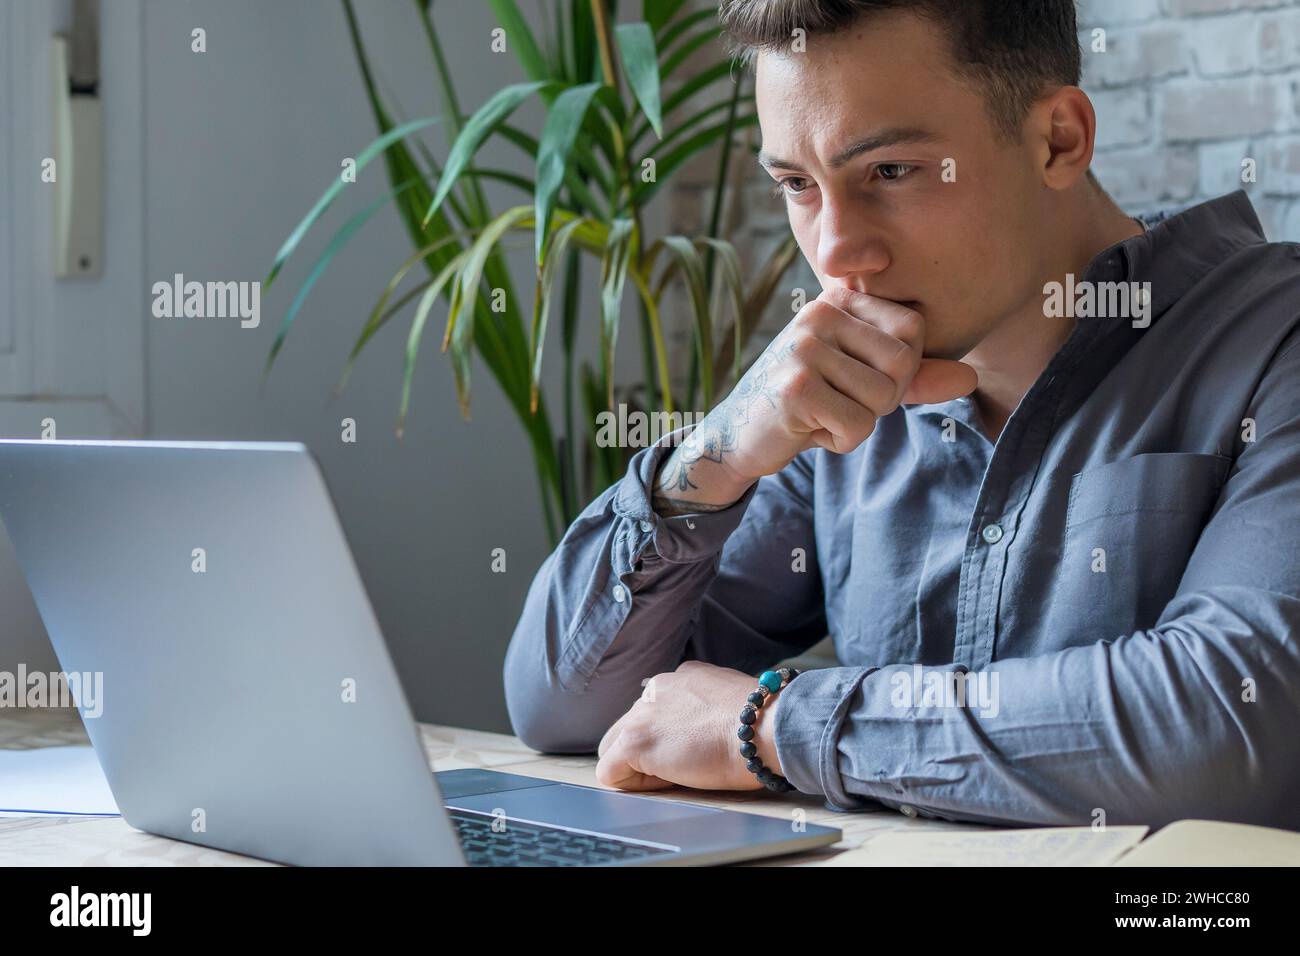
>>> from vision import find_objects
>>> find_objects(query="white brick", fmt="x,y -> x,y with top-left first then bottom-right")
1258,10 -> 1300,72
1163,0 -> 1290,15
1160,78 -> 1284,140
1280,199 -> 1300,241
1092,146 -> 1199,204
1199,138 -> 1256,194
1079,0 -> 1163,25
1164,0 -> 1233,12
1261,134 -> 1300,194
1092,89 -> 1154,149
1185,13 -> 1260,77
1080,25 -> 1188,86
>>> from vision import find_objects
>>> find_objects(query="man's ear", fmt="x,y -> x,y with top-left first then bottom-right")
1034,87 -> 1096,191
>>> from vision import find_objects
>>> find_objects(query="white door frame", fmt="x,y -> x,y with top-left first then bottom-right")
0,0 -> 145,437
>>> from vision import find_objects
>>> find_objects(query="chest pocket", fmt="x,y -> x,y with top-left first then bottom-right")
1056,452 -> 1232,636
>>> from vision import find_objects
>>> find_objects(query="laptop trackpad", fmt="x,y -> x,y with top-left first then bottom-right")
446,784 -> 719,836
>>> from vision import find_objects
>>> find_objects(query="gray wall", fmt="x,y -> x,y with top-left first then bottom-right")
140,0 -> 602,732
1,0 -> 645,732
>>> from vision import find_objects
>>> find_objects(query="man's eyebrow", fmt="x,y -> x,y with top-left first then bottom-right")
757,127 -> 941,172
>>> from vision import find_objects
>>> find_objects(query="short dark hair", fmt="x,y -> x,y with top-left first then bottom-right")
718,0 -> 1083,141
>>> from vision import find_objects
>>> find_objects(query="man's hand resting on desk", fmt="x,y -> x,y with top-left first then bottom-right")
652,286 -> 978,517
596,662 -> 783,792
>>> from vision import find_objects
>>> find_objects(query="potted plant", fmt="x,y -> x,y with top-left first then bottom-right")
265,0 -> 797,544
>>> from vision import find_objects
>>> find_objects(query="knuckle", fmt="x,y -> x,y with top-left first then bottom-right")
880,342 -> 916,390
847,412 -> 879,447
789,331 -> 820,363
870,381 -> 901,416
782,366 -> 816,400
818,285 -> 852,312
620,724 -> 653,752
894,307 -> 924,342
796,301 -> 835,334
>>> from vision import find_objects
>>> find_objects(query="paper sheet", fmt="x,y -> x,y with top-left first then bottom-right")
0,745 -> 120,817
1114,819 -> 1300,866
821,825 -> 1148,866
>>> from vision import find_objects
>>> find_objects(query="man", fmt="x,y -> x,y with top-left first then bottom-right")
504,0 -> 1300,827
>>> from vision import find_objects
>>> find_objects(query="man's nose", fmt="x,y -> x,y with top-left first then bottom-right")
816,199 -> 889,290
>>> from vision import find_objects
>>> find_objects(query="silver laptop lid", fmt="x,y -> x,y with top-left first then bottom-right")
0,440 -> 464,866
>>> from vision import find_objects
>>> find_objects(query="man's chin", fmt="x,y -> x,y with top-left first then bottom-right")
921,339 -> 977,363
920,323 -> 990,363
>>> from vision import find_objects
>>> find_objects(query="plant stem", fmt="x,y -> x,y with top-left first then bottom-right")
688,66 -> 744,411
589,0 -> 620,94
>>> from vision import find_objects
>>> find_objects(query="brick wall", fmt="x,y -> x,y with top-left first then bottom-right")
1079,0 -> 1300,235
664,1 -> 1300,389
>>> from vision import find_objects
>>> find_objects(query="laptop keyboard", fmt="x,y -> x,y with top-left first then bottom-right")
448,810 -> 676,867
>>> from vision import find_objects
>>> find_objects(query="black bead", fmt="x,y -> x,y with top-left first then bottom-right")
746,757 -> 763,773
756,767 -> 774,783
747,691 -> 765,707
737,725 -> 754,742
739,741 -> 757,758
739,706 -> 756,725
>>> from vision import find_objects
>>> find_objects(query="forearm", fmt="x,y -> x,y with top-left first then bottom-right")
651,412 -> 757,517
776,595 -> 1300,827
503,427 -> 763,753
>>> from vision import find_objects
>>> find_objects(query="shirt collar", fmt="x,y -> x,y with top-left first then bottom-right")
1120,189 -> 1266,320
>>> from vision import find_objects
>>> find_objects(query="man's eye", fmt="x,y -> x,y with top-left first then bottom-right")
875,163 -> 916,182
773,176 -> 811,198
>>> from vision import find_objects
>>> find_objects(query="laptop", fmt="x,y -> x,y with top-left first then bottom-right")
0,439 -> 841,866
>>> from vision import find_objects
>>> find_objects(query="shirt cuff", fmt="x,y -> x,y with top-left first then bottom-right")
773,666 -> 880,811
612,423 -> 760,564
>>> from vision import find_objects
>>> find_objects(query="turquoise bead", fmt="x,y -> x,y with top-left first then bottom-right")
759,670 -> 782,693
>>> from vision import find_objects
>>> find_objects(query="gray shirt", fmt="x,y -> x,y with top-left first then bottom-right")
504,190 -> 1300,828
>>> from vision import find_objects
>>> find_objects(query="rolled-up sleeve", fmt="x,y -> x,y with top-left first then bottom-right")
778,337 -> 1300,829
504,424 -> 827,753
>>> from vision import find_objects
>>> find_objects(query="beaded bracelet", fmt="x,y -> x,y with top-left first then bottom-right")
737,667 -> 799,792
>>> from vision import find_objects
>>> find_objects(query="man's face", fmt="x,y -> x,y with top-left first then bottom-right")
754,12 -> 1052,360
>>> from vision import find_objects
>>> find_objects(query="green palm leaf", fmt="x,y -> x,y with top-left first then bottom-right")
265,116 -> 439,289
422,81 -> 551,228
644,0 -> 689,34
535,83 -> 601,264
712,235 -> 801,388
264,178 -> 420,376
649,235 -> 713,407
600,218 -> 637,410
487,0 -> 553,83
397,251 -> 470,436
695,236 -> 744,380
530,217 -> 588,411
615,22 -> 663,138
443,205 -> 536,417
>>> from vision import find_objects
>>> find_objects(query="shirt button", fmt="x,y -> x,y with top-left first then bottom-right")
981,523 -> 1004,545
899,804 -> 918,818
638,520 -> 653,533
612,584 -> 627,604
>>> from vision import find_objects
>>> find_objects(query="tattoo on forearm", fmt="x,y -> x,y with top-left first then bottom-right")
651,335 -> 791,515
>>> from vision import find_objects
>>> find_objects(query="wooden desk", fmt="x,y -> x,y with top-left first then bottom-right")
0,710 -> 979,866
